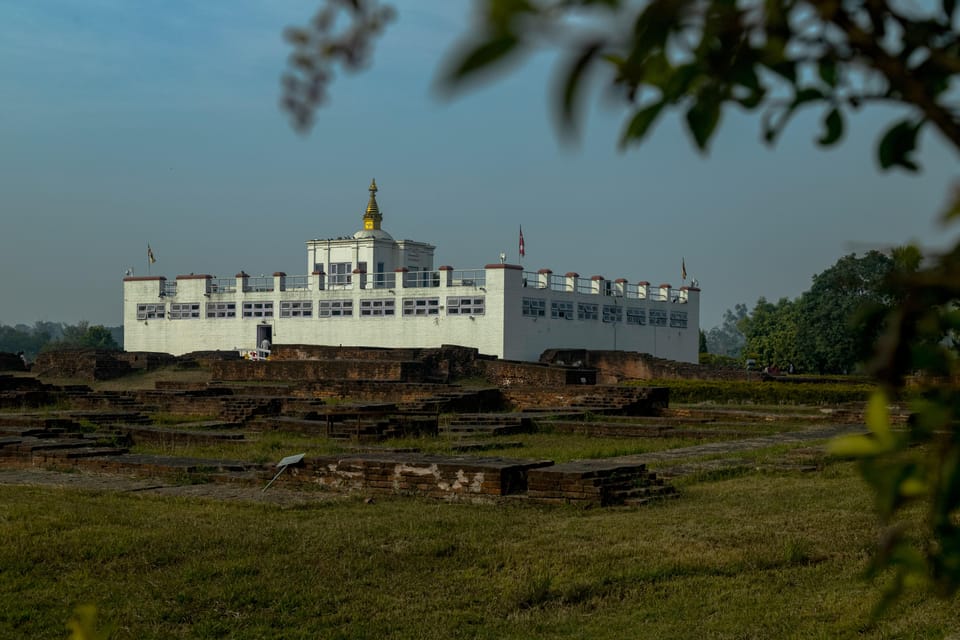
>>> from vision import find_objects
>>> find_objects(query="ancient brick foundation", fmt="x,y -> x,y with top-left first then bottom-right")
32,350 -> 178,381
210,359 -> 426,383
477,359 -> 597,387
277,453 -> 553,500
0,352 -> 27,372
540,349 -> 746,383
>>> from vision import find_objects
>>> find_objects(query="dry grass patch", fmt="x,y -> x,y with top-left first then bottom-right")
2,463 -> 959,639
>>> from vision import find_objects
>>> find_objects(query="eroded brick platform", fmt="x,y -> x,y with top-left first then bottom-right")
278,453 -> 554,501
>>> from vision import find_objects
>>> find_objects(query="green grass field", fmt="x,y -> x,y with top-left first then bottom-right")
3,462 -> 959,639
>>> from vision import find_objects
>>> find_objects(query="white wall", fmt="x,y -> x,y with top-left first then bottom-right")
124,267 -> 700,363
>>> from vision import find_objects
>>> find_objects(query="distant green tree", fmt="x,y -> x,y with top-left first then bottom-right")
794,251 -> 898,374
698,329 -> 708,354
81,326 -> 120,350
0,322 -> 58,359
43,322 -> 120,352
705,303 -> 748,358
738,297 -> 801,369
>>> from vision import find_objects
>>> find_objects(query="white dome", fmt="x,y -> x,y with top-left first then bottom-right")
353,229 -> 394,240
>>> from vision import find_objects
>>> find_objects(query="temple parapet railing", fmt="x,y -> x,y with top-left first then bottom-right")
132,266 -> 698,305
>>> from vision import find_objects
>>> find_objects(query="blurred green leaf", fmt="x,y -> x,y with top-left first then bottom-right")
67,605 -> 112,640
685,92 -> 722,151
865,390 -> 893,446
817,108 -> 844,146
900,476 -> 928,497
444,34 -> 520,84
941,184 -> 960,222
558,42 -> 602,132
818,58 -> 838,87
878,120 -> 921,171
945,0 -> 957,20
619,101 -> 665,148
829,434 -> 885,457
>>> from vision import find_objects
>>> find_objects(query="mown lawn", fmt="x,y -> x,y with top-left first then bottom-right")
2,462 -> 958,639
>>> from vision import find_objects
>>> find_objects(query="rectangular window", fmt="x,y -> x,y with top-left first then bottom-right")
551,301 -> 574,320
578,303 -> 598,321
626,307 -> 646,325
329,262 -> 352,286
649,309 -> 667,326
447,296 -> 485,316
375,262 -> 386,287
136,303 -> 165,320
402,297 -> 439,316
522,297 -> 546,318
206,302 -> 236,318
360,299 -> 396,317
318,300 -> 353,317
280,301 -> 313,318
169,302 -> 201,320
602,304 -> 623,323
242,302 -> 274,318
670,311 -> 688,328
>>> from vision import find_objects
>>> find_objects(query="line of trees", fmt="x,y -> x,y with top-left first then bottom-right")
705,248 -> 920,374
0,322 -> 122,360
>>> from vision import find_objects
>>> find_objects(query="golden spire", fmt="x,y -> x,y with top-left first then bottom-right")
363,178 -> 382,230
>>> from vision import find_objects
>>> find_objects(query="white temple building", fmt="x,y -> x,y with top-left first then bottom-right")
123,181 -> 701,362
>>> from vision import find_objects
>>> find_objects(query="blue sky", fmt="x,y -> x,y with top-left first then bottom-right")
1,1 -> 957,331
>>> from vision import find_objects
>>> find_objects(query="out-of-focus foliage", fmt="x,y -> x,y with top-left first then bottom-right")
283,0 -> 960,171
66,605 -> 111,640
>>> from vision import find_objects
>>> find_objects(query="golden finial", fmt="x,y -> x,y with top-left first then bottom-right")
363,178 -> 382,230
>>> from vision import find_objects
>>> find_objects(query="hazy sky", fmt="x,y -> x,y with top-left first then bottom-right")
2,1 -> 957,331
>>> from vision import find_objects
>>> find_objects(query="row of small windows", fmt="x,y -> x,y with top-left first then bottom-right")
137,298 -> 684,327
140,298 -> 487,321
523,298 -> 686,328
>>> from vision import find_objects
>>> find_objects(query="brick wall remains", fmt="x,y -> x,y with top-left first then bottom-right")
32,350 -> 181,381
0,353 -> 27,372
540,349 -> 746,383
210,359 -> 424,383
270,344 -> 482,382
477,359 -> 596,387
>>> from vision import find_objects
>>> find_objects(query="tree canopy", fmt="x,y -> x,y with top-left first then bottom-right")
0,322 -> 121,359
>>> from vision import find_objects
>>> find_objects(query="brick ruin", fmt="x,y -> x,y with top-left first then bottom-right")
541,348 -> 745,384
0,346 -> 683,506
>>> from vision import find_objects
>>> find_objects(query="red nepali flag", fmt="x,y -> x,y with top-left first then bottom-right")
519,226 -> 525,258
